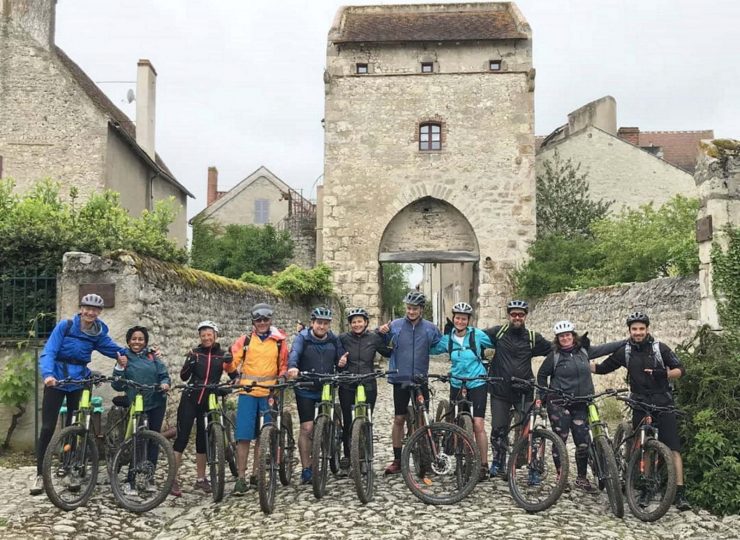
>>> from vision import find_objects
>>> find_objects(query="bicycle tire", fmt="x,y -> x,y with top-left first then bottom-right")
435,399 -> 450,423
507,427 -> 568,513
594,435 -> 624,518
208,423 -> 226,503
42,425 -> 99,511
351,418 -> 374,503
458,414 -> 474,440
625,438 -> 676,522
279,413 -> 295,486
401,422 -> 480,505
224,410 -> 238,478
330,404 -> 343,475
257,425 -> 278,514
109,429 -> 175,513
612,421 -> 632,492
311,415 -> 330,499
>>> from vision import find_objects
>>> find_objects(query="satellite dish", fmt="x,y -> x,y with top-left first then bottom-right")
126,89 -> 135,103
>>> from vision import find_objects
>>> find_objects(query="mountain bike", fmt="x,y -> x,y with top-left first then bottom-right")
173,381 -> 236,502
298,372 -> 344,499
240,379 -> 304,514
42,375 -> 109,511
400,375 -> 480,505
106,378 -> 176,512
614,395 -> 677,522
552,387 -> 627,518
506,377 -> 569,513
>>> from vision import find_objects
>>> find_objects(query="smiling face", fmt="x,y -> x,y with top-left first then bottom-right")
79,305 -> 102,326
557,332 -> 574,349
199,328 -> 217,348
127,330 -> 147,354
453,313 -> 470,333
508,310 -> 527,328
349,316 -> 368,334
311,318 -> 331,338
629,322 -> 648,343
253,317 -> 271,335
405,304 -> 422,322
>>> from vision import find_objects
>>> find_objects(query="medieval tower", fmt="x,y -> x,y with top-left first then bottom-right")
320,2 -> 535,326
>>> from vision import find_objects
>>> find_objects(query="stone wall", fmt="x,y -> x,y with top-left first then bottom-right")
526,275 -> 700,390
286,221 -> 317,269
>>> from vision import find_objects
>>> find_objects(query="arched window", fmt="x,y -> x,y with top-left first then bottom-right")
419,123 -> 441,151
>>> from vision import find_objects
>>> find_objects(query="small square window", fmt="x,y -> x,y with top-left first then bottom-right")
489,60 -> 502,71
356,63 -> 368,74
421,62 -> 434,73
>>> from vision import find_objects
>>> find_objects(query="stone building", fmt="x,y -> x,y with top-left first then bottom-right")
320,2 -> 535,326
191,165 -> 316,268
536,96 -> 703,211
0,0 -> 192,244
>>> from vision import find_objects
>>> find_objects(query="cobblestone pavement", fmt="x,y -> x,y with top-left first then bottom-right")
2,359 -> 738,540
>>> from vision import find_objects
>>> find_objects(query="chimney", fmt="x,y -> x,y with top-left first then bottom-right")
617,127 -> 640,146
136,59 -> 157,160
207,167 -> 218,206
2,0 -> 57,50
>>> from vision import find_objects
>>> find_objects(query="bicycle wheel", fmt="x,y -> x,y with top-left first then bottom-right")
208,423 -> 226,502
507,428 -> 568,512
311,416 -> 330,499
458,414 -> 474,440
224,410 -> 238,478
42,425 -> 99,511
109,430 -> 175,513
401,422 -> 480,505
257,425 -> 278,514
435,399 -> 450,423
612,421 -> 632,491
330,404 -> 343,475
625,438 -> 676,522
593,435 -> 624,518
351,418 -> 375,503
279,413 -> 296,486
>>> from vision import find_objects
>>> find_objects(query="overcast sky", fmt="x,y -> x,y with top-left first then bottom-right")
55,0 -> 739,220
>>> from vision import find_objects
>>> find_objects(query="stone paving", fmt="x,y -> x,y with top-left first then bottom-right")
1,359 -> 738,540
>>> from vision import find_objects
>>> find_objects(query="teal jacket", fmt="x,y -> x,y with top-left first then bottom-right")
431,327 -> 493,389
111,348 -> 170,411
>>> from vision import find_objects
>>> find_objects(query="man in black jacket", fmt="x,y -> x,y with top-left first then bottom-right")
591,311 -> 691,511
484,300 -> 551,477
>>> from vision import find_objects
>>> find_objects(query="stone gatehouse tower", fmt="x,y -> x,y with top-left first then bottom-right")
320,2 -> 535,326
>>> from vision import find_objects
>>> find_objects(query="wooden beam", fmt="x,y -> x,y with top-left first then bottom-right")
378,251 -> 479,263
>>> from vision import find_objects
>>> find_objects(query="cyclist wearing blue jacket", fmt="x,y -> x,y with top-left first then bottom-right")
431,302 -> 493,478
31,293 -> 126,496
378,291 -> 442,475
287,307 -> 348,484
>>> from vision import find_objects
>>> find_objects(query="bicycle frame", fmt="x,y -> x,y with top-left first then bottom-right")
315,381 -> 338,421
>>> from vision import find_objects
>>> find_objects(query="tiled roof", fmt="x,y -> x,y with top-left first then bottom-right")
332,4 -> 528,43
54,46 -> 192,197
637,130 -> 714,173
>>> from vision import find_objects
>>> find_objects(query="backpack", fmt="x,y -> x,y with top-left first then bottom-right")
496,324 -> 535,349
447,328 -> 484,359
623,339 -> 674,392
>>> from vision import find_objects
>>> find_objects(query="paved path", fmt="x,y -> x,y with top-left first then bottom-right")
2,359 -> 738,540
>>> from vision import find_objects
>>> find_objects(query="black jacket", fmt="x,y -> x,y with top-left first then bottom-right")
484,324 -> 551,401
180,342 -> 233,403
338,330 -> 391,376
594,335 -> 684,404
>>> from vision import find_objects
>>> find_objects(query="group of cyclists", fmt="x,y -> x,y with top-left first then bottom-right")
29,289 -> 691,512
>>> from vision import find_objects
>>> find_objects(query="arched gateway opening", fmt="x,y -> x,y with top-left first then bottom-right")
378,197 -> 480,327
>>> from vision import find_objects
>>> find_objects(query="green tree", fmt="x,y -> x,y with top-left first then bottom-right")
0,351 -> 35,450
380,263 -> 410,319
536,149 -> 613,238
190,218 -> 294,279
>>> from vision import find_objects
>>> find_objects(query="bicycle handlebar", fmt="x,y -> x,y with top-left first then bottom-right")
110,376 -> 166,392
616,395 -> 682,415
549,387 -> 629,404
173,381 -> 236,391
53,374 -> 111,387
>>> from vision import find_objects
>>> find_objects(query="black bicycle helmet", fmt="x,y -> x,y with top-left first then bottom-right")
403,291 -> 426,306
451,302 -> 473,316
347,307 -> 369,321
310,307 -> 333,321
251,303 -> 274,320
506,300 -> 529,313
626,311 -> 650,327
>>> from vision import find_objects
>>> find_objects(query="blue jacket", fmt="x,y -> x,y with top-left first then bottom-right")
383,318 -> 442,384
39,314 -> 125,392
431,327 -> 493,389
112,348 -> 171,411
288,329 -> 345,399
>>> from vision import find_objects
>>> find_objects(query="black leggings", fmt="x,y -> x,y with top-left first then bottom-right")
174,394 -> 208,454
37,387 -> 82,475
339,384 -> 377,458
548,402 -> 590,476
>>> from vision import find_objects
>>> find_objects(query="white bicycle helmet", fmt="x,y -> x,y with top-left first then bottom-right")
197,320 -> 219,334
80,293 -> 104,308
553,320 -> 575,335
451,302 -> 473,316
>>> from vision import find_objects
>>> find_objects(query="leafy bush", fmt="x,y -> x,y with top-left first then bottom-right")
0,351 -> 35,449
240,264 -> 333,304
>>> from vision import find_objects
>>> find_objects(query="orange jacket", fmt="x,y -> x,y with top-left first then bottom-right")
228,327 -> 288,398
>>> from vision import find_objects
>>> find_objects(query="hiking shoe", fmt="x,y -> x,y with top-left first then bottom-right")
575,476 -> 598,494
528,469 -> 541,487
384,460 -> 401,475
479,466 -> 489,482
248,474 -> 258,487
170,479 -> 182,497
194,478 -> 212,494
637,489 -> 650,508
123,483 -> 137,497
489,461 -> 501,478
674,491 -> 692,511
232,477 -> 248,496
300,467 -> 313,485
30,475 -> 44,496
66,474 -> 81,493
145,479 -> 157,493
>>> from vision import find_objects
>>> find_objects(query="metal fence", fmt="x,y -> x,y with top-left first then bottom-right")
0,269 -> 57,338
